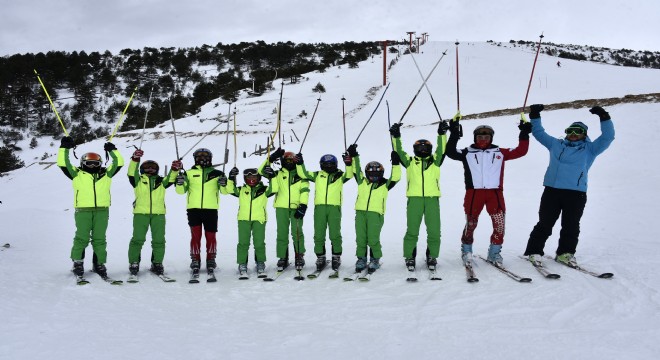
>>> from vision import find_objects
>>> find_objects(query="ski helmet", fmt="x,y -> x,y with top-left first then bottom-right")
281,151 -> 297,170
243,168 -> 261,187
565,122 -> 588,138
365,161 -> 385,183
413,139 -> 433,158
473,125 -> 494,149
193,148 -> 213,167
140,160 -> 159,176
80,152 -> 102,173
319,154 -> 338,173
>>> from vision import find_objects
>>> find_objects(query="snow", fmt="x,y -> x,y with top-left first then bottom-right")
1,41 -> 659,360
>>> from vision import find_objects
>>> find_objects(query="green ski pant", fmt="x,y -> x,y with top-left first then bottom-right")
355,210 -> 384,259
71,208 -> 109,263
275,207 -> 305,259
403,197 -> 441,259
237,220 -> 267,264
313,204 -> 342,255
128,214 -> 166,264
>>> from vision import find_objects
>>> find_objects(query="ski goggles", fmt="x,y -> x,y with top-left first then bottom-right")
82,160 -> 101,168
564,127 -> 586,135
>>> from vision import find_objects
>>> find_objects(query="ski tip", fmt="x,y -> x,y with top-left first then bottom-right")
263,278 -> 275,282
546,274 -> 561,279
430,277 -> 442,281
294,276 -> 305,281
406,278 -> 418,282
598,273 -> 614,279
519,278 -> 533,283
467,277 -> 479,283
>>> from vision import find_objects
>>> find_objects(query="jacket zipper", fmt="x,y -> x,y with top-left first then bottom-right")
577,172 -> 584,186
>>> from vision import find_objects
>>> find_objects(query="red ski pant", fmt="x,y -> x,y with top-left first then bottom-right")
187,209 -> 218,261
461,189 -> 506,245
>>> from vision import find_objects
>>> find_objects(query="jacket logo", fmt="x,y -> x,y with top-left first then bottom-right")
496,155 -> 502,159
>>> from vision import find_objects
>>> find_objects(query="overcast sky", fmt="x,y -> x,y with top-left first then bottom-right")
2,0 -> 659,56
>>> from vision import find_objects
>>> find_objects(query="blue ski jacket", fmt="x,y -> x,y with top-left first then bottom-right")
531,116 -> 614,192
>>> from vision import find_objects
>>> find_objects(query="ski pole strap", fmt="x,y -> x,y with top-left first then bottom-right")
452,112 -> 462,122
520,112 -> 528,123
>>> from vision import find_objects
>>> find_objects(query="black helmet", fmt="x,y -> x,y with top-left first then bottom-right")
319,154 -> 338,173
140,160 -> 159,176
365,161 -> 384,182
193,148 -> 213,167
413,139 -> 433,158
243,168 -> 261,187
80,152 -> 102,173
473,125 -> 495,142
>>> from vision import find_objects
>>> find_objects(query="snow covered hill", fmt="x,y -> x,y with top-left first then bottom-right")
1,41 -> 659,360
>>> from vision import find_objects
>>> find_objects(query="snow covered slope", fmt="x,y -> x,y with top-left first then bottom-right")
1,41 -> 659,360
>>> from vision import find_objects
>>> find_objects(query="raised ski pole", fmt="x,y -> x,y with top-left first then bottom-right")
277,81 -> 284,148
298,96 -> 321,153
398,50 -> 447,124
386,100 -> 395,151
453,40 -> 463,137
521,33 -> 545,123
267,84 -> 284,158
232,108 -> 238,168
352,82 -> 391,145
221,103 -> 232,172
179,118 -> 225,160
109,86 -> 138,141
341,96 -> 347,150
169,98 -> 181,160
409,52 -> 444,122
34,69 -> 68,136
138,87 -> 154,150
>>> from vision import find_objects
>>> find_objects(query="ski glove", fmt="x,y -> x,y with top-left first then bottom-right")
228,167 -> 239,181
295,153 -> 304,165
437,120 -> 450,135
104,142 -> 117,152
589,106 -> 610,121
294,204 -> 307,219
389,123 -> 401,138
347,144 -> 359,157
60,136 -> 75,149
342,153 -> 352,166
218,174 -> 228,187
262,166 -> 275,179
175,174 -> 186,186
518,121 -> 532,139
529,104 -> 544,119
132,149 -> 144,161
269,147 -> 285,163
391,151 -> 401,165
449,119 -> 461,135
171,160 -> 183,171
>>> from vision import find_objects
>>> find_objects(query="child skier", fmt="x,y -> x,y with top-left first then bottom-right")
58,137 -> 124,281
258,148 -> 310,271
349,144 -> 401,273
126,149 -> 180,277
296,151 -> 354,273
445,121 -> 531,266
226,167 -> 276,277
389,121 -> 448,271
175,148 -> 229,276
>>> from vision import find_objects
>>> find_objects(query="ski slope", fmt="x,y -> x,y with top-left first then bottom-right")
1,41 -> 659,360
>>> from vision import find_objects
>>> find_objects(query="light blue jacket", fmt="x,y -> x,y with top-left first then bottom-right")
531,117 -> 614,192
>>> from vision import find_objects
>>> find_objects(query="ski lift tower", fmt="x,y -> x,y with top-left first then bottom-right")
415,37 -> 421,53
406,31 -> 415,51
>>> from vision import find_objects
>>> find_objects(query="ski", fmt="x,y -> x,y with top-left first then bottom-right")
158,274 -> 176,282
206,269 -> 217,283
328,270 -> 340,279
343,269 -> 366,282
306,261 -> 330,279
189,268 -> 200,284
127,274 -> 139,283
293,270 -> 305,281
358,268 -> 377,282
545,256 -> 613,279
75,275 -> 90,285
91,269 -> 123,285
519,256 -> 561,279
477,255 -> 532,283
464,262 -> 479,283
263,264 -> 292,282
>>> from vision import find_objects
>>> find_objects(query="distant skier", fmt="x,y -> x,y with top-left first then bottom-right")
523,105 -> 615,267
445,121 -> 531,266
126,149 -> 179,277
389,120 -> 449,271
57,137 -> 124,279
557,61 -> 561,68
258,148 -> 310,271
296,151 -> 354,273
349,144 -> 401,272
175,148 -> 230,274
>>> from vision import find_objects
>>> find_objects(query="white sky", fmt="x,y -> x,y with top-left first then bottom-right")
2,0 -> 660,55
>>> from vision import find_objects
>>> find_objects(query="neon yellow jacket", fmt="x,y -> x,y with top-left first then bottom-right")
57,148 -> 124,208
393,134 -> 446,197
128,160 -> 177,215
175,166 -> 229,209
352,155 -> 401,215
258,159 -> 309,209
226,180 -> 275,224
296,163 -> 353,206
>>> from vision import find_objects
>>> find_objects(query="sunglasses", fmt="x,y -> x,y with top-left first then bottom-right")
82,160 -> 101,168
565,127 -> 586,135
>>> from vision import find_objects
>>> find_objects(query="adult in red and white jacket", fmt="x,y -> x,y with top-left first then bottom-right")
445,120 -> 531,265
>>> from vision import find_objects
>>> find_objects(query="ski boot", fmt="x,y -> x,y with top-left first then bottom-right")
487,244 -> 503,266
368,258 -> 380,273
528,254 -> 543,266
331,255 -> 341,271
256,261 -> 266,275
129,262 -> 139,276
555,253 -> 578,267
150,263 -> 164,276
426,257 -> 437,271
206,259 -> 217,270
461,243 -> 473,265
294,253 -> 305,271
190,259 -> 201,270
238,263 -> 248,274
277,258 -> 289,271
405,257 -> 415,271
355,257 -> 367,272
315,255 -> 327,271
72,260 -> 85,277
93,263 -> 108,278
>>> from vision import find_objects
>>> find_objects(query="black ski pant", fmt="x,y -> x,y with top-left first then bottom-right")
524,186 -> 587,256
